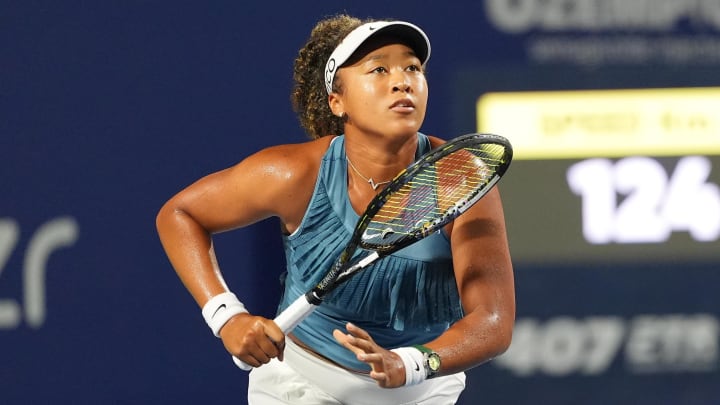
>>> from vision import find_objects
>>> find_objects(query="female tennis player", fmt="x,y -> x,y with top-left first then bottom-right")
156,14 -> 515,404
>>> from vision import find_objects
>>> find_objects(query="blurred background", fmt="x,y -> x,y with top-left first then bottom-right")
2,1 -> 719,404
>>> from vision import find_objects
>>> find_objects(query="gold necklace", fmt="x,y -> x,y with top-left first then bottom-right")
346,157 -> 391,190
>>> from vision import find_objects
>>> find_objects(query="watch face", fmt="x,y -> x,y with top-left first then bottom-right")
427,353 -> 441,372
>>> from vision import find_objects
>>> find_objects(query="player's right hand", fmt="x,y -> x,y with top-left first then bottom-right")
219,313 -> 286,367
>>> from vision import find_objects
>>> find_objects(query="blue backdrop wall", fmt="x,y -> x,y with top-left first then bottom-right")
3,1 -> 719,404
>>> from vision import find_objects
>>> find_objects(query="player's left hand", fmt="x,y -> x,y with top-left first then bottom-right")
333,322 -> 407,388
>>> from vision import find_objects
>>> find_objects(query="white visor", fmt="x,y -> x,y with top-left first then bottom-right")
324,21 -> 431,94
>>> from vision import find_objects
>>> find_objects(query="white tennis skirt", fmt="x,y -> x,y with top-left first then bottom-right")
248,338 -> 466,405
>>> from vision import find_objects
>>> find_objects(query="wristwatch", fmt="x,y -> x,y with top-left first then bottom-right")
413,344 -> 441,379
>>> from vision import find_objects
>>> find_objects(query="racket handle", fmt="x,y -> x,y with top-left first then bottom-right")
232,294 -> 318,371
273,293 -> 319,333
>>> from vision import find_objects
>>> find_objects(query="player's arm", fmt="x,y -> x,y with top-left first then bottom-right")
155,141 -> 321,366
424,133 -> 515,372
422,132 -> 514,372
428,186 -> 516,374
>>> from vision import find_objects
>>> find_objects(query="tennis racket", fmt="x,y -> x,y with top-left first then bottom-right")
234,133 -> 512,370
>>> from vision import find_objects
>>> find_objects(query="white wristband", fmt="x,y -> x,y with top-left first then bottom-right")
201,292 -> 248,337
391,347 -> 426,386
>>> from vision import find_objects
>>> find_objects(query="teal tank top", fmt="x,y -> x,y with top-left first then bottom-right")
278,133 -> 464,371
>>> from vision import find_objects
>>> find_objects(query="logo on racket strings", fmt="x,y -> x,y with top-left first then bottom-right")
363,227 -> 395,240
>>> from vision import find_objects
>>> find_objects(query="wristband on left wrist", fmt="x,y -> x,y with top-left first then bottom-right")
391,346 -> 427,386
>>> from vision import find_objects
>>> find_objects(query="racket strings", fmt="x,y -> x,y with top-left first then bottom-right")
365,144 -> 508,243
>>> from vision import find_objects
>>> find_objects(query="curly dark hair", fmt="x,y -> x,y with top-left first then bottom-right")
291,15 -> 369,139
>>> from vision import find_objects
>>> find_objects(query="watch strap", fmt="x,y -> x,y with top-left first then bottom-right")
412,344 -> 441,378
412,344 -> 433,354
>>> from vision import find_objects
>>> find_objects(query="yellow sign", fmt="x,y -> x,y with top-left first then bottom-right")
477,87 -> 720,159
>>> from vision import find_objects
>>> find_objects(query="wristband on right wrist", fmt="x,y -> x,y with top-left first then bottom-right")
201,292 -> 248,337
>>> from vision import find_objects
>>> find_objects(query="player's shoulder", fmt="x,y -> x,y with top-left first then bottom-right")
234,135 -> 335,184
241,136 -> 336,224
262,135 -> 335,158
252,136 -> 335,170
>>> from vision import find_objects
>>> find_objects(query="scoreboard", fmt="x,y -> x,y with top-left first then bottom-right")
477,87 -> 720,265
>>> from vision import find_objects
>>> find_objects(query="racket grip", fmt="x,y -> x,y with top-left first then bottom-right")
274,294 -> 319,333
232,294 -> 318,371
